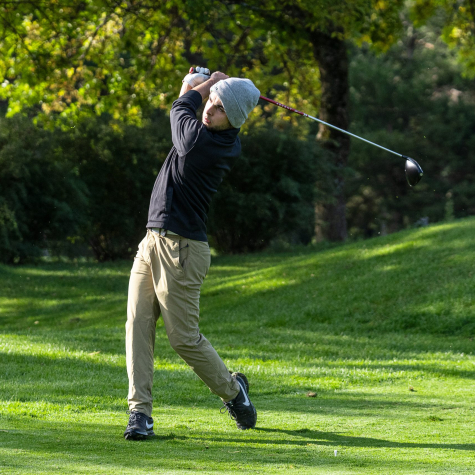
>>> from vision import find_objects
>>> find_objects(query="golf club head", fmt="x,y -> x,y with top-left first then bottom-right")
404,157 -> 423,187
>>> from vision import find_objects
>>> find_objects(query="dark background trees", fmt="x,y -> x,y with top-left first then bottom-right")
346,11 -> 475,238
0,0 -> 409,244
0,1 -> 474,263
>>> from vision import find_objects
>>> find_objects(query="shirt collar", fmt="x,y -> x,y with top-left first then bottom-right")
205,125 -> 240,143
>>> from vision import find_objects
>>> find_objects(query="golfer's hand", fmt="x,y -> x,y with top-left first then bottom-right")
210,71 -> 229,83
183,67 -> 211,88
191,70 -> 229,102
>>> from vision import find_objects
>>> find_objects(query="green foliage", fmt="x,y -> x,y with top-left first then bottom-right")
346,15 -> 475,238
208,123 -> 330,253
0,108 -> 325,261
409,0 -> 475,78
0,0 -> 408,125
67,111 -> 172,261
0,115 -> 88,263
229,0 -> 405,46
1,2 -> 474,257
0,0 -> 193,125
0,110 -> 172,263
0,0 -> 412,250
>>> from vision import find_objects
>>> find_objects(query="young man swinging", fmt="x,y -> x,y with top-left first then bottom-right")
124,67 -> 260,440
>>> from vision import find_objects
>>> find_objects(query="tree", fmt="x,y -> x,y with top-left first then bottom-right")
410,0 -> 475,77
207,0 -> 406,240
0,114 -> 88,263
0,0 -> 192,125
0,0 -> 407,243
208,122 -> 325,253
346,11 -> 475,237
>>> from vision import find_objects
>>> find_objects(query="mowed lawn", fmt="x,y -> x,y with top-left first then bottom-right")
1,218 -> 474,474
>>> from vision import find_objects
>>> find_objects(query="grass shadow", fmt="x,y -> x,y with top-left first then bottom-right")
255,428 -> 475,451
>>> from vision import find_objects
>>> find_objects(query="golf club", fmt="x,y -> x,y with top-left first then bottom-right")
258,95 -> 424,187
189,67 -> 424,186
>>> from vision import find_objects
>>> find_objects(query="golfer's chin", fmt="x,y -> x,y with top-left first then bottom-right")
203,120 -> 233,132
203,118 -> 217,131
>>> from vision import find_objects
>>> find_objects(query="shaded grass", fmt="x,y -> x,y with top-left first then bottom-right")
1,217 -> 475,473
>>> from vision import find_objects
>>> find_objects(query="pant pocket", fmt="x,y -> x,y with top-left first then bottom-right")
188,241 -> 211,281
179,239 -> 189,271
135,233 -> 152,262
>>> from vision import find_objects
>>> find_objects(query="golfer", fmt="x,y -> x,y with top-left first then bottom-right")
124,68 -> 260,440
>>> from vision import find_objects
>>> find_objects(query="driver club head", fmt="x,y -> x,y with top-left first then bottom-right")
404,157 -> 424,187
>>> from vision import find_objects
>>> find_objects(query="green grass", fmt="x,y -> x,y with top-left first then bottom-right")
1,217 -> 475,474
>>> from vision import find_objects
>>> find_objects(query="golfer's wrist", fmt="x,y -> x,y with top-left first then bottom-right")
194,81 -> 214,102
199,77 -> 218,91
179,82 -> 193,97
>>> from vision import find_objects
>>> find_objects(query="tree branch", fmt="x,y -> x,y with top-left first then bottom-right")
467,0 -> 475,37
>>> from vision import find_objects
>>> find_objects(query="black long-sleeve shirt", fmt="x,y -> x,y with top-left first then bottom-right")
147,90 -> 241,241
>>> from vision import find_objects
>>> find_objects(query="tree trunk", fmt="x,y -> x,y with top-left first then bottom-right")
310,29 -> 350,241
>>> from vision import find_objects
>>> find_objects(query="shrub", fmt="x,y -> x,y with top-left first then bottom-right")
208,124 -> 327,253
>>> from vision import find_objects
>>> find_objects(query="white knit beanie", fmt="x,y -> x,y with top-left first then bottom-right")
210,78 -> 260,128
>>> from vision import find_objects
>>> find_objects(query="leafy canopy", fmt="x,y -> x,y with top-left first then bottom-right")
0,0 -> 406,126
409,0 -> 475,77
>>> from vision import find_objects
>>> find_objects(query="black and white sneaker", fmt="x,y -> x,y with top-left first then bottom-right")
123,411 -> 155,440
221,372 -> 257,430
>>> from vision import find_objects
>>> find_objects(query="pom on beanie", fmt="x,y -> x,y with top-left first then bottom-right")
210,78 -> 260,128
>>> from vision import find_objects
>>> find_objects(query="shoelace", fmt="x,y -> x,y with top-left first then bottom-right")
126,410 -> 146,426
220,402 -> 237,421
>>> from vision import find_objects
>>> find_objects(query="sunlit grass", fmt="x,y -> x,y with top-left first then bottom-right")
1,217 -> 475,473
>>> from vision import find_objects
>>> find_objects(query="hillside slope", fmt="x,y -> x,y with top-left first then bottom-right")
0,218 -> 474,474
205,216 -> 475,337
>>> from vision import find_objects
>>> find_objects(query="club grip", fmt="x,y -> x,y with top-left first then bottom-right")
189,66 -> 211,76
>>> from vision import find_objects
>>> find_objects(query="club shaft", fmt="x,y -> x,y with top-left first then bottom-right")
259,95 -> 403,158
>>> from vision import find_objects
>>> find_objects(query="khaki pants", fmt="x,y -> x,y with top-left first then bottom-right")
126,230 -> 239,417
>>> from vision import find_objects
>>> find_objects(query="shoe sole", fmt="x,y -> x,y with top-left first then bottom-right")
124,429 -> 155,440
237,402 -> 257,430
237,424 -> 256,430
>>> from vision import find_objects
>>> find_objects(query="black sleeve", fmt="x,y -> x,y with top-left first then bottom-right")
170,90 -> 204,156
